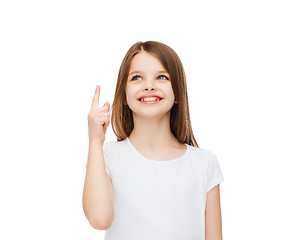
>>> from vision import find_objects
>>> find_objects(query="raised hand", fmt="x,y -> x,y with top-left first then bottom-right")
88,85 -> 110,144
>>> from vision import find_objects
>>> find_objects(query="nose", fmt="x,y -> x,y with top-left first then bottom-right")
145,87 -> 155,91
144,81 -> 156,91
143,77 -> 157,92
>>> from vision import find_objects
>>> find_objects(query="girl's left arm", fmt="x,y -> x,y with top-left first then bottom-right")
205,184 -> 223,240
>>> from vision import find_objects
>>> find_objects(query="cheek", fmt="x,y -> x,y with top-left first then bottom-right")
125,86 -> 131,99
125,88 -> 137,104
165,82 -> 175,97
167,88 -> 176,101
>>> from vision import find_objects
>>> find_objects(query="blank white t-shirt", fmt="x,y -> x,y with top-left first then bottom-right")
101,137 -> 224,240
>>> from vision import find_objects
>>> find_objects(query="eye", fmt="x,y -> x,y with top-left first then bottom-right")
158,75 -> 169,80
131,75 -> 142,81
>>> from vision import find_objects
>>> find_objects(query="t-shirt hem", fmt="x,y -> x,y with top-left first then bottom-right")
206,176 -> 224,193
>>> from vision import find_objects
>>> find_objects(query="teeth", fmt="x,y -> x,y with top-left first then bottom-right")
140,97 -> 160,102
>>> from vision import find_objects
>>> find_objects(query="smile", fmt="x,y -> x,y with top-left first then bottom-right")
138,97 -> 163,104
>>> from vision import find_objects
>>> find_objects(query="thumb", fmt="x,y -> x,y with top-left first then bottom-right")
103,102 -> 111,112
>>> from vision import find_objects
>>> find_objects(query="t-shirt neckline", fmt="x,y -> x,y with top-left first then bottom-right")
125,137 -> 189,164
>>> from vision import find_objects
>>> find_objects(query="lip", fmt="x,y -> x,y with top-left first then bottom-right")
137,95 -> 163,101
138,98 -> 163,104
137,95 -> 163,104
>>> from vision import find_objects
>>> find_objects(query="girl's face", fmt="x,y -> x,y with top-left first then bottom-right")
125,51 -> 176,119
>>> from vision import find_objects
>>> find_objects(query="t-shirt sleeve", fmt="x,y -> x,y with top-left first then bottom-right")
206,151 -> 224,193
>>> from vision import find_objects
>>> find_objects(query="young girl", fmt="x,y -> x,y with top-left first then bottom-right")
83,41 -> 224,240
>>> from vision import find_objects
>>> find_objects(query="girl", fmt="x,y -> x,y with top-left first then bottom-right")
83,41 -> 224,240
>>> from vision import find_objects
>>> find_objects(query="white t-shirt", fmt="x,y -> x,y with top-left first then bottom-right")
100,137 -> 224,240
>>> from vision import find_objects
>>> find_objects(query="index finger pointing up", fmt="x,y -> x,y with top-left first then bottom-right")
90,85 -> 100,111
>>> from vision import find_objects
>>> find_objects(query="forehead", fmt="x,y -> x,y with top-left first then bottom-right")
129,51 -> 166,72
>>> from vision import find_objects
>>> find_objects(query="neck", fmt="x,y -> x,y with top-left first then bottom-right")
128,112 -> 179,151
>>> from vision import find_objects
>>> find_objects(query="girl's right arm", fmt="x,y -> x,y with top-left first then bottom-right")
82,85 -> 113,230
83,141 -> 114,230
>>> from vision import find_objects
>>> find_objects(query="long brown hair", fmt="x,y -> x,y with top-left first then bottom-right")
110,41 -> 199,147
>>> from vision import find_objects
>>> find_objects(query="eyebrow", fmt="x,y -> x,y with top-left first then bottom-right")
128,70 -> 169,76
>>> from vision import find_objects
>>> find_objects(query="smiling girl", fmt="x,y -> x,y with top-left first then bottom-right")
83,41 -> 224,240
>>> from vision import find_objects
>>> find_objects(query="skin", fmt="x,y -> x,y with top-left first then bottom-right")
125,50 -> 186,160
125,50 -> 223,238
205,184 -> 223,240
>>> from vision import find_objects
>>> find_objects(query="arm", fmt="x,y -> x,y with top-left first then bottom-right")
82,141 -> 114,230
205,184 -> 223,240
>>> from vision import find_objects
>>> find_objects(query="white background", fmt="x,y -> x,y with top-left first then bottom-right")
0,0 -> 304,239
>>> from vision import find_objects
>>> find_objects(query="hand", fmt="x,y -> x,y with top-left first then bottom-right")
88,85 -> 110,144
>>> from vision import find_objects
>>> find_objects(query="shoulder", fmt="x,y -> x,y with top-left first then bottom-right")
187,145 -> 218,164
103,139 -> 127,153
187,145 -> 220,173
